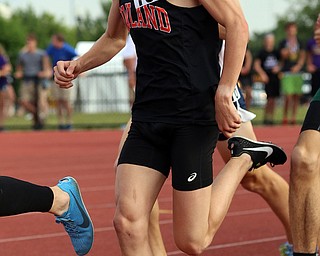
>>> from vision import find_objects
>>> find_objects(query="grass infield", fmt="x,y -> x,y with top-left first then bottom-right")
3,105 -> 308,131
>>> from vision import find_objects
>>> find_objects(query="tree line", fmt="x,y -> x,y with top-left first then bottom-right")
0,1 -> 111,64
0,0 -> 318,68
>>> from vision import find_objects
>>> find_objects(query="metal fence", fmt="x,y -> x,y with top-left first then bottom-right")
72,72 -> 131,114
5,72 -> 132,130
5,71 -> 312,130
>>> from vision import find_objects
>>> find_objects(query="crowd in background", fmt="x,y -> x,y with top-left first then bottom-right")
244,21 -> 319,126
0,21 -> 319,131
0,33 -> 77,131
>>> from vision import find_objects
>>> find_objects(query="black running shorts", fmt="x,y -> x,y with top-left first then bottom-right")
118,122 -> 219,191
265,73 -> 280,98
301,100 -> 320,133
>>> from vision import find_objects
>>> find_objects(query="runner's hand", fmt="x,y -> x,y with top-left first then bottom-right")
54,60 -> 81,89
215,87 -> 241,138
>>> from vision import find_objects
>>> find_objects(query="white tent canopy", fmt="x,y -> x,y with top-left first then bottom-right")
73,41 -> 130,113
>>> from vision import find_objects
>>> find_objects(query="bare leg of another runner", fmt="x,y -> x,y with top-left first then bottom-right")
149,201 -> 167,256
290,130 -> 320,254
217,121 -> 292,243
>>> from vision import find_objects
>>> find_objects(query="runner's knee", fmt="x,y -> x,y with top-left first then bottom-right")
242,171 -> 281,196
113,207 -> 149,242
291,144 -> 319,177
174,227 -> 216,255
240,173 -> 260,192
174,236 -> 207,255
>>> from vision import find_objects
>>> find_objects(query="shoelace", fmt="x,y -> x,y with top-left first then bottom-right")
56,217 -> 78,236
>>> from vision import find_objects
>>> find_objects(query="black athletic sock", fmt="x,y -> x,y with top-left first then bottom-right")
293,252 -> 317,256
0,176 -> 54,216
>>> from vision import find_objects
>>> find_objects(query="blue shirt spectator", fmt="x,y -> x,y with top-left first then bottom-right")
46,34 -> 77,130
46,34 -> 77,67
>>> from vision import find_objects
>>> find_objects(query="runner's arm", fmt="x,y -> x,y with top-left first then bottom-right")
201,0 -> 248,94
54,0 -> 128,88
200,0 -> 249,137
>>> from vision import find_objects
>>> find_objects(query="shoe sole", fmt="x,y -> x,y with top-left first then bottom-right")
229,136 -> 287,165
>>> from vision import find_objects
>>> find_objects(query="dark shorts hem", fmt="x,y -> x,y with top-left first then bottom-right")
301,101 -> 320,133
173,177 -> 213,191
118,121 -> 219,191
117,160 -> 169,178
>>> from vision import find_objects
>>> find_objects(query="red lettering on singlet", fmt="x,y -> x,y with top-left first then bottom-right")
156,6 -> 171,33
119,4 -> 131,30
119,3 -> 171,33
128,3 -> 139,28
136,6 -> 148,28
143,5 -> 159,30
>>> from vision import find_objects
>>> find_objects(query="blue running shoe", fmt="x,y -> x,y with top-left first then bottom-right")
55,177 -> 94,256
279,242 -> 293,256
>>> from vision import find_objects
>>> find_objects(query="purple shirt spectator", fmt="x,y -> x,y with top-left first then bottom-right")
307,38 -> 320,68
0,54 -> 8,88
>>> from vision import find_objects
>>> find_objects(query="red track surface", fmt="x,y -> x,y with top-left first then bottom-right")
0,126 -> 299,255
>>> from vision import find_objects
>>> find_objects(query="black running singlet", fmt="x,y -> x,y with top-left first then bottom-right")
119,0 -> 221,125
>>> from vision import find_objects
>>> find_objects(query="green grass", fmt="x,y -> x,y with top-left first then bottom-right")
4,112 -> 131,131
3,104 -> 309,131
250,104 -> 308,126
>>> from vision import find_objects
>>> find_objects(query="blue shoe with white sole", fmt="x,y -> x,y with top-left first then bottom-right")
56,177 -> 94,256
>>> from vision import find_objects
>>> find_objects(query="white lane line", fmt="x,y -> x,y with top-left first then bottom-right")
0,208 -> 273,243
0,227 -> 115,243
167,235 -> 287,255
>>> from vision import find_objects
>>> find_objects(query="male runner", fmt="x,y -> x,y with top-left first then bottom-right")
289,15 -> 320,256
54,0 -> 286,254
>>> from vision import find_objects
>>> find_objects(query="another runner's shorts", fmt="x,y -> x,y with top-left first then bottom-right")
118,122 -> 219,191
265,73 -> 280,98
0,83 -> 6,91
301,88 -> 320,133
281,72 -> 303,95
239,75 -> 252,87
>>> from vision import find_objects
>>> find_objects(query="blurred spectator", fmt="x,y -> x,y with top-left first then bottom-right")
239,48 -> 253,109
279,22 -> 306,125
4,82 -> 16,118
315,14 -> 320,45
306,23 -> 320,97
15,34 -> 52,130
120,35 -> 137,107
254,33 -> 281,125
0,44 -> 12,131
46,33 -> 77,130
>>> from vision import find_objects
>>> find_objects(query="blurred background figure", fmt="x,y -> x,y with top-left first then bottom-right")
279,22 -> 305,125
120,35 -> 136,107
0,44 -> 12,131
4,82 -> 16,119
254,33 -> 281,125
46,33 -> 78,130
239,48 -> 253,109
15,33 -> 52,130
315,15 -> 320,45
306,23 -> 320,98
